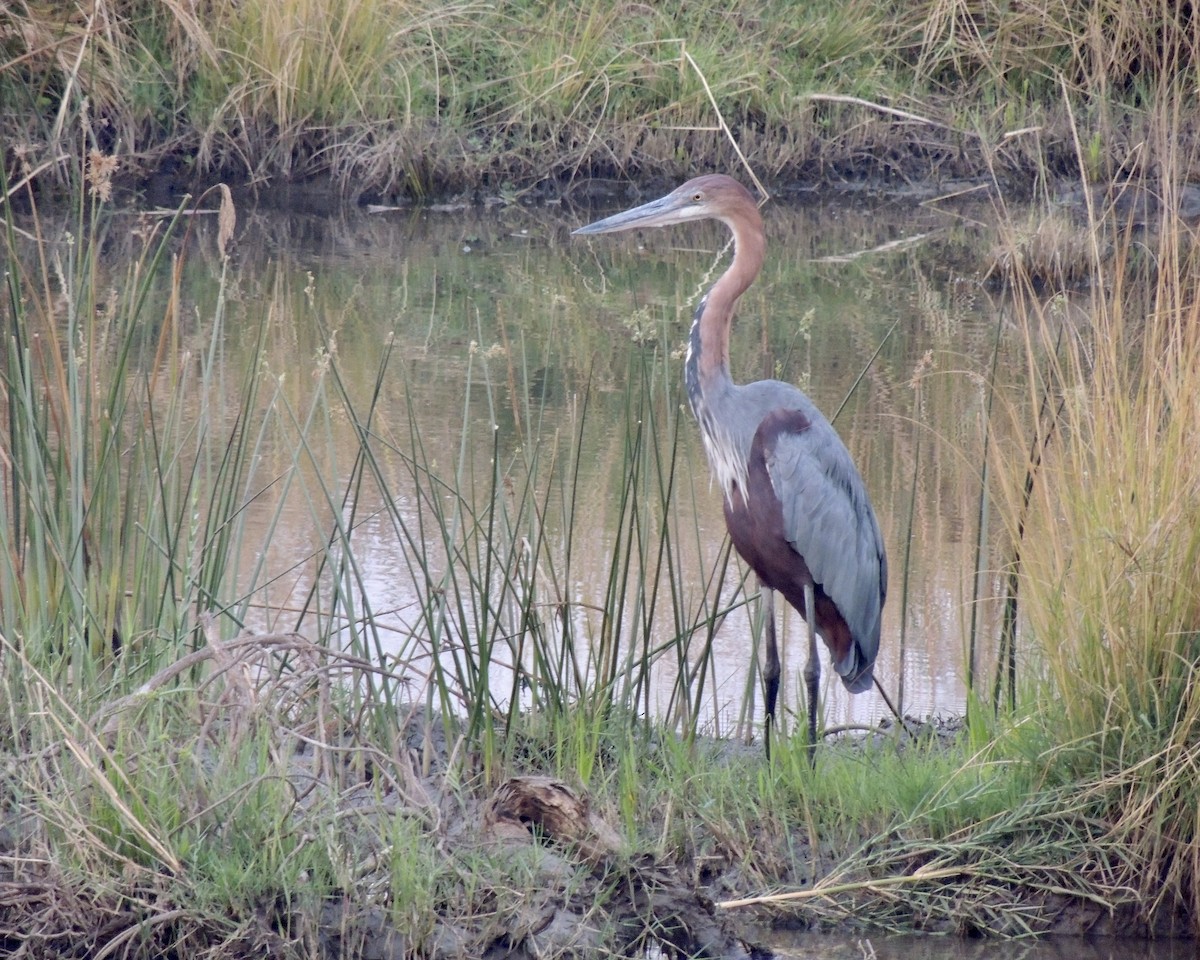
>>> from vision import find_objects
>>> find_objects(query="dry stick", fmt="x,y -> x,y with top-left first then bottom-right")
801,93 -> 981,141
872,676 -> 915,739
50,4 -> 96,144
818,682 -> 911,741
2,155 -> 70,208
91,910 -> 191,960
716,865 -> 966,910
810,231 -> 936,264
681,46 -> 768,201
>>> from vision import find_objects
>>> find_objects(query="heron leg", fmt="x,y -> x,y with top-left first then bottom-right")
761,585 -> 781,758
803,581 -> 819,766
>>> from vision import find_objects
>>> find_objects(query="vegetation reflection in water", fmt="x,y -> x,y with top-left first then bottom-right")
178,196 -> 1018,736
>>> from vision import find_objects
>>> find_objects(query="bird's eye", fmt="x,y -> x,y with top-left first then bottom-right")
692,192 -> 702,202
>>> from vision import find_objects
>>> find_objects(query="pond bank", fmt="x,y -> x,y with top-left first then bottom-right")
0,638 -> 1178,960
5,1 -> 1198,203
105,111 -> 1071,212
3,672 -> 1186,959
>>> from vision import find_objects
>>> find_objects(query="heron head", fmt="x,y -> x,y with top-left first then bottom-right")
572,174 -> 756,236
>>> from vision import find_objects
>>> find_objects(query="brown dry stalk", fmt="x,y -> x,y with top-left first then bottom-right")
715,864 -> 967,910
217,183 -> 236,259
681,46 -> 768,201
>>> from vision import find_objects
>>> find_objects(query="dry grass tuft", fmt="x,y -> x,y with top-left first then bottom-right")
989,120 -> 1200,923
982,208 -> 1102,289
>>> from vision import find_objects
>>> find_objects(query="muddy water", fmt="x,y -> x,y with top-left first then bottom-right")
172,191 -> 1046,733
759,930 -> 1195,959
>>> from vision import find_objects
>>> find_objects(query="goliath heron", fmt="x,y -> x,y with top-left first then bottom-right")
573,174 -> 887,756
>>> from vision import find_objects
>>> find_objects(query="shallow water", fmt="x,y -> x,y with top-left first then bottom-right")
762,930 -> 1194,959
137,189 -> 1059,734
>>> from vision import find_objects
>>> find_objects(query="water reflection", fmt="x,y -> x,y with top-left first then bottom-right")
161,193 -> 1032,732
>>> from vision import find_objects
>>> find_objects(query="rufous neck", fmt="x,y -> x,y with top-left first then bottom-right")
696,209 -> 765,380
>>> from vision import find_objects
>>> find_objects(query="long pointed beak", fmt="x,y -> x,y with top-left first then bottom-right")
572,191 -> 695,236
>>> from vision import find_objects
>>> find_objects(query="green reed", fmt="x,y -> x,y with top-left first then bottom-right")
330,332 -> 742,773
0,155 -> 343,923
1,152 -> 744,783
0,176 -> 253,682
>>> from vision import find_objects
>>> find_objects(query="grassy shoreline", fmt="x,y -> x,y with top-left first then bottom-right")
4,0 -> 1198,199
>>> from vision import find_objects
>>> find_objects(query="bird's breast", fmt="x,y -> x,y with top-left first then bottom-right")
698,419 -> 749,504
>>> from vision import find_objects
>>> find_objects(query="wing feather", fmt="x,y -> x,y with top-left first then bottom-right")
762,410 -> 887,683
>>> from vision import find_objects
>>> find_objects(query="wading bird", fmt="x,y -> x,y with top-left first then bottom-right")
573,175 -> 887,757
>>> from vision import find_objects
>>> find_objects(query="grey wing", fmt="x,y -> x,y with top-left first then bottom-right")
764,419 -> 887,672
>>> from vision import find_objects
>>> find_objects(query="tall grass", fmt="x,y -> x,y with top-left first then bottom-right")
987,81 -> 1200,925
0,154 -> 359,947
297,312 -> 747,777
1025,226 -> 1200,916
4,0 -> 1196,193
0,172 -> 248,679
